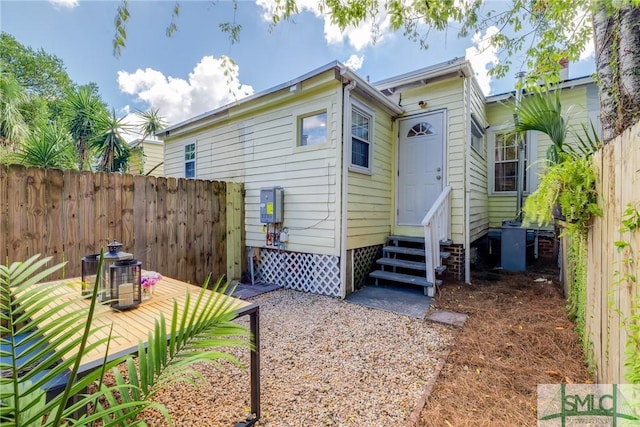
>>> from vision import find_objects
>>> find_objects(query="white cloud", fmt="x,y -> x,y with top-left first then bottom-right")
465,26 -> 500,96
49,0 -> 78,8
117,55 -> 254,126
256,0 -> 389,51
344,54 -> 364,71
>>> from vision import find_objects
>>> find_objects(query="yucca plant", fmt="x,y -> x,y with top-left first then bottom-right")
0,254 -> 252,426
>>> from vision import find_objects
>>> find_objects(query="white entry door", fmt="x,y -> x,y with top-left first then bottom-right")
397,111 -> 444,225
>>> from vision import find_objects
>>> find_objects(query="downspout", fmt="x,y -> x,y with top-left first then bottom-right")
340,79 -> 357,298
464,77 -> 472,284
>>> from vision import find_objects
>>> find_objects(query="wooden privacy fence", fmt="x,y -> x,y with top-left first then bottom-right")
0,164 -> 245,286
583,121 -> 640,384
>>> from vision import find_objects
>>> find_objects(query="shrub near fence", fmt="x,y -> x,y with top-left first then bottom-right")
580,121 -> 640,384
0,164 -> 245,285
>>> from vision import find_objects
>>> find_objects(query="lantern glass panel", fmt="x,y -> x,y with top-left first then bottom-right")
81,254 -> 99,297
109,260 -> 142,310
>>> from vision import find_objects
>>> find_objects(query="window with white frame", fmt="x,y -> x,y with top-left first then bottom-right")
492,131 -> 528,193
184,142 -> 196,178
471,117 -> 485,155
350,102 -> 374,173
298,111 -> 327,146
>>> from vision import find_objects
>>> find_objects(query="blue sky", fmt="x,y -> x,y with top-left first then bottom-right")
1,0 -> 596,136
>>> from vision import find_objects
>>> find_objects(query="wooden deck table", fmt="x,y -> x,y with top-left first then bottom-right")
35,275 -> 260,426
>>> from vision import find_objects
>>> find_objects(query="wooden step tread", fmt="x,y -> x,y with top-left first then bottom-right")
376,258 -> 426,271
388,235 -> 425,244
383,246 -> 425,256
435,265 -> 447,274
369,270 -> 433,287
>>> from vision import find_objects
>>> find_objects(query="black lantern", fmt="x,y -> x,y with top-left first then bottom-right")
108,259 -> 142,310
97,240 -> 133,301
81,254 -> 99,297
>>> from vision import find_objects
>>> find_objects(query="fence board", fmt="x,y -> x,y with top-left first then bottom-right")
155,177 -> 169,277
8,166 -> 28,264
185,180 -> 196,284
194,179 -> 205,283
227,182 -> 243,281
165,177 -> 178,279
144,177 -> 157,270
133,175 -> 147,265
0,167 -> 244,290
79,172 -> 96,255
63,170 -> 81,277
176,178 -> 188,282
579,121 -> 640,384
27,167 -> 46,258
212,181 -> 226,280
121,174 -> 135,254
45,169 -> 64,279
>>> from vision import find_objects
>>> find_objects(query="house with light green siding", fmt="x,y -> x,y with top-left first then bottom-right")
159,58 -> 598,297
129,137 -> 165,177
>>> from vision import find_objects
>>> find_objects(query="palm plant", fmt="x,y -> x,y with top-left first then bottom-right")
91,110 -> 132,172
514,88 -> 567,164
514,88 -> 601,164
62,85 -> 109,170
1,255 -> 252,426
136,108 -> 166,142
517,89 -> 602,227
0,68 -> 30,148
12,122 -> 77,169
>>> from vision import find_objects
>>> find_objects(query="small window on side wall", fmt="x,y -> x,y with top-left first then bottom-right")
299,111 -> 327,146
471,117 -> 485,155
350,104 -> 374,173
184,142 -> 196,178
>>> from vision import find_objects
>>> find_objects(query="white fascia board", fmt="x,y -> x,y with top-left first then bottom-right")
485,76 -> 596,104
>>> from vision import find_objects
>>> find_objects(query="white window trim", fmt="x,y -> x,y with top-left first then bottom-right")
470,115 -> 486,157
487,127 -> 538,196
184,141 -> 196,179
293,103 -> 332,152
348,98 -> 375,175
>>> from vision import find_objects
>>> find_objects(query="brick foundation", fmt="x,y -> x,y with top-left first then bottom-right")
442,243 -> 465,281
537,235 -> 557,261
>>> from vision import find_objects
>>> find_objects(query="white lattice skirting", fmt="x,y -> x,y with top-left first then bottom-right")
353,245 -> 382,289
256,249 -> 341,297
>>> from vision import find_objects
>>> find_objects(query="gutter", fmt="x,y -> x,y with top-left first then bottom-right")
339,79 -> 357,299
339,66 -> 404,116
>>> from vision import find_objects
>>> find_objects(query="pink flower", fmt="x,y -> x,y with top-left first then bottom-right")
142,272 -> 162,289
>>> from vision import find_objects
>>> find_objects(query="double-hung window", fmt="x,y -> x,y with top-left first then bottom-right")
184,142 -> 196,178
350,102 -> 374,173
492,131 -> 528,193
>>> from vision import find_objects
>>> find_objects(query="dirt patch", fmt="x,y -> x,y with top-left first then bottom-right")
419,262 -> 593,427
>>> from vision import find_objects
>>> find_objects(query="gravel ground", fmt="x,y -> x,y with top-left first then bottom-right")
143,288 -> 454,426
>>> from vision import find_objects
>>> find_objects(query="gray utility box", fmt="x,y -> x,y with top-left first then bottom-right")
501,220 -> 527,271
260,187 -> 284,223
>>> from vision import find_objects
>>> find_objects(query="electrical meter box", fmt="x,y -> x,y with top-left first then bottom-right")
260,187 -> 284,223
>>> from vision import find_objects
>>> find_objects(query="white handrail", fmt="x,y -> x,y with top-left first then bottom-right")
421,186 -> 452,296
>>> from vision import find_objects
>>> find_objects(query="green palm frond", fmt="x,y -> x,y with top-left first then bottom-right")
12,122 -> 77,169
90,109 -> 132,172
1,255 -> 138,426
1,255 -> 252,426
130,275 -> 252,399
515,88 -> 567,159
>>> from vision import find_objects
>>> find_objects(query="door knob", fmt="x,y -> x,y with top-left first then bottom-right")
436,175 -> 442,180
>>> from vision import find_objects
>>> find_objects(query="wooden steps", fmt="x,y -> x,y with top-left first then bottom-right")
368,235 -> 451,297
